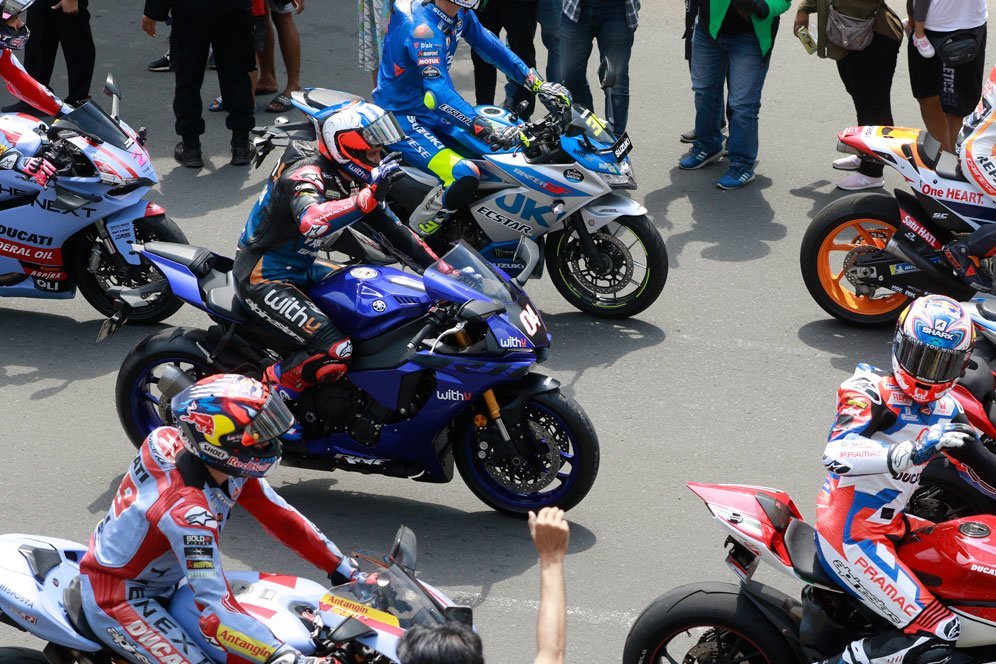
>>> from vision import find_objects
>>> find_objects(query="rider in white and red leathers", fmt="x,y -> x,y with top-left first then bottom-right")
816,296 -> 996,664
0,0 -> 69,186
80,375 -> 356,664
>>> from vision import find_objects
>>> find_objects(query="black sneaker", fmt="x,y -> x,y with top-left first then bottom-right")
230,137 -> 255,166
174,141 -> 203,168
148,51 -> 170,72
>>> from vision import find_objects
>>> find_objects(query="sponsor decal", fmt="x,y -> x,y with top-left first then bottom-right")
0,225 -> 53,246
184,547 -> 213,559
187,570 -> 219,579
372,299 -> 387,312
124,620 -> 187,663
519,303 -> 542,336
186,560 -> 215,570
106,628 -> 154,664
845,398 -> 868,409
0,237 -> 60,265
421,65 -> 441,79
225,456 -> 273,474
498,335 -> 529,349
889,262 -> 918,275
612,134 -> 632,160
198,442 -> 230,460
475,204 -> 533,235
494,193 -> 554,227
564,168 -> 584,183
971,563 -> 996,577
436,388 -> 472,401
0,583 -> 33,608
918,320 -> 956,341
261,290 -> 322,334
900,213 -> 940,248
216,628 -> 276,660
831,560 -> 905,624
439,103 -> 471,126
853,556 -> 919,618
319,593 -> 401,627
184,534 -> 213,546
184,507 -> 219,529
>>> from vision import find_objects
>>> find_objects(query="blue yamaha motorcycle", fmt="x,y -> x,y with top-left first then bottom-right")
107,237 -> 599,514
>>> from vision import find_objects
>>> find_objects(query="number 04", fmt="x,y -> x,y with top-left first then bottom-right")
519,304 -> 541,336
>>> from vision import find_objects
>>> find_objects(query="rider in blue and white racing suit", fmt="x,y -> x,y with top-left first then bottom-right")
372,0 -> 571,234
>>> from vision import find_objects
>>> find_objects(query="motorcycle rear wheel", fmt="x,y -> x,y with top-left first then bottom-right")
800,193 -> 909,327
624,583 -> 801,664
116,327 -> 218,447
0,648 -> 48,663
71,215 -> 188,324
455,390 -> 599,516
546,214 -> 667,319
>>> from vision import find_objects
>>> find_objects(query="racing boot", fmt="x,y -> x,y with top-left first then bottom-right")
817,631 -> 955,664
408,184 -> 453,236
943,238 -> 995,292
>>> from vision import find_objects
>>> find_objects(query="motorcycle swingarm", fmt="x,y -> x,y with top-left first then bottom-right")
849,250 -> 947,298
739,579 -> 810,662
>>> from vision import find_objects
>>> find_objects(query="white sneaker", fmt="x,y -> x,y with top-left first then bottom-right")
913,34 -> 935,58
837,173 -> 884,191
833,155 -> 862,171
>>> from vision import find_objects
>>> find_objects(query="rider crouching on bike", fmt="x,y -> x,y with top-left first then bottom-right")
815,295 -> 996,664
234,101 -> 437,409
0,0 -> 71,187
80,375 -> 356,664
372,0 -> 571,233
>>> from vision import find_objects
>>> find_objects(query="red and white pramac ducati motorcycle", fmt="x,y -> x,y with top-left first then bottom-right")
800,125 -> 996,327
623,483 -> 996,664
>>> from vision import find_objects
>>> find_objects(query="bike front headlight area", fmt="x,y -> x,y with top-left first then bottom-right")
600,159 -> 636,189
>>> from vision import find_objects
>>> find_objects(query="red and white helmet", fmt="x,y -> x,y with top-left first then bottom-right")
318,101 -> 405,183
892,295 -> 975,403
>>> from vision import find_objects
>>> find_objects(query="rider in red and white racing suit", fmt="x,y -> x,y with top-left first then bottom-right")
0,0 -> 70,186
80,375 -> 357,664
816,296 -> 996,664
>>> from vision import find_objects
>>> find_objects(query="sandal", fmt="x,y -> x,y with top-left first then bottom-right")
208,96 -> 224,112
266,93 -> 294,113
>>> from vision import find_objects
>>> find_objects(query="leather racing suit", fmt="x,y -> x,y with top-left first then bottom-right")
815,364 -> 996,663
372,0 -> 533,232
234,154 -> 437,395
80,427 -> 356,663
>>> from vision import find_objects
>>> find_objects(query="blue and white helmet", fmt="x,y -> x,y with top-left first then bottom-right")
449,0 -> 480,7
318,101 -> 406,183
892,295 -> 975,403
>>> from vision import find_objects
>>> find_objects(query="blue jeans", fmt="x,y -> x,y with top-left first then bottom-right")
504,0 -> 561,106
560,4 -> 634,134
691,22 -> 770,170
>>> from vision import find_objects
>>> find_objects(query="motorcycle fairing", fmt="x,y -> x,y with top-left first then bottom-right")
688,483 -> 805,577
579,193 -> 648,229
0,534 -> 101,651
142,251 -> 203,306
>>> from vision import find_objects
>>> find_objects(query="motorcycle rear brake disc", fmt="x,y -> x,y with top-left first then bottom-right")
843,244 -> 882,291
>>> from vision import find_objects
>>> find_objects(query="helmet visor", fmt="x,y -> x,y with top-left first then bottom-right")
895,333 -> 970,384
1,0 -> 33,19
360,111 -> 406,148
245,393 -> 295,443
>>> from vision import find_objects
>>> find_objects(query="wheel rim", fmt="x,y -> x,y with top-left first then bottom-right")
555,221 -> 651,310
128,356 -> 213,438
650,625 -> 774,664
465,401 -> 581,510
815,218 -> 907,316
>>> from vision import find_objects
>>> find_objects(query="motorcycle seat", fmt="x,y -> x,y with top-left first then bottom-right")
980,299 -> 996,323
199,268 -> 249,323
303,88 -> 363,111
916,131 -> 942,171
783,519 -> 840,590
144,241 -> 217,278
935,151 -> 969,184
63,575 -> 102,645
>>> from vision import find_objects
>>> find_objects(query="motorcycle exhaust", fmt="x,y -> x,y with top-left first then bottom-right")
158,365 -> 196,402
884,239 -> 976,300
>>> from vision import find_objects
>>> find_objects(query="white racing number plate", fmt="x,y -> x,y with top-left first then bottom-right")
612,132 -> 632,161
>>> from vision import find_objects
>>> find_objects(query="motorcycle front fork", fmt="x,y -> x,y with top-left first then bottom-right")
451,328 -> 513,443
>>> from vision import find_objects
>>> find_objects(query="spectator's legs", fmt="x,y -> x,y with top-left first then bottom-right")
836,33 -> 900,177
22,0 -> 58,86
271,10 -> 302,95
915,97 -> 950,150
210,11 -> 255,138
471,1 -> 502,105
689,22 -> 727,157
502,1 -> 538,118
59,0 -> 95,105
171,17 -> 212,145
258,4 -> 279,93
560,6 -> 595,114
537,0 -> 561,82
591,4 -> 634,134
722,31 -> 769,170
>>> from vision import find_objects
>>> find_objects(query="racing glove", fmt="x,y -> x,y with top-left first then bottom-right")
888,423 -> 976,472
470,116 -> 526,151
19,157 -> 57,187
731,0 -> 770,18
370,151 -> 404,202
525,68 -> 572,107
266,644 -> 342,664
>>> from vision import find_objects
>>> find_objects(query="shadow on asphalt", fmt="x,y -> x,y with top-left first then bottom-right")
789,179 -> 850,221
220,477 -> 597,597
644,168 -> 786,267
796,319 -> 892,372
0,308 -> 165,399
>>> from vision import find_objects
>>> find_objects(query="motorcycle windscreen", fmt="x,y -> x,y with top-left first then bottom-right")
422,241 -> 516,305
52,101 -> 131,150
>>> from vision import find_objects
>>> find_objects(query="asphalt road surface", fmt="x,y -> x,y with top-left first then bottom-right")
2,2 -> 994,662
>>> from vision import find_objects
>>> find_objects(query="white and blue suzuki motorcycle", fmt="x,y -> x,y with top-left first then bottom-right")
0,76 -> 185,323
0,527 -> 466,663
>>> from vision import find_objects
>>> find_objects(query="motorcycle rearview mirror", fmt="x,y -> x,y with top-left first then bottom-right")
103,73 -> 121,119
389,526 -> 418,572
597,56 -> 617,90
513,236 -> 541,287
445,606 -> 474,626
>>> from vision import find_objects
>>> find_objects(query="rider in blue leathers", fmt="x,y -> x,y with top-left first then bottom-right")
373,0 -> 571,234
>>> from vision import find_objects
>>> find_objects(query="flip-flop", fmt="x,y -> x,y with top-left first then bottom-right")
266,93 -> 294,113
208,96 -> 224,112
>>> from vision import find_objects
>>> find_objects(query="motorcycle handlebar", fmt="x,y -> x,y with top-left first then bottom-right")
406,320 -> 438,351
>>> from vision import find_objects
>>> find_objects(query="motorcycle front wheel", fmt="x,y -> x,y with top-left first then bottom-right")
454,389 -> 599,516
116,327 -> 218,447
800,193 -> 910,327
546,214 -> 667,319
624,583 -> 802,664
70,215 -> 188,324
